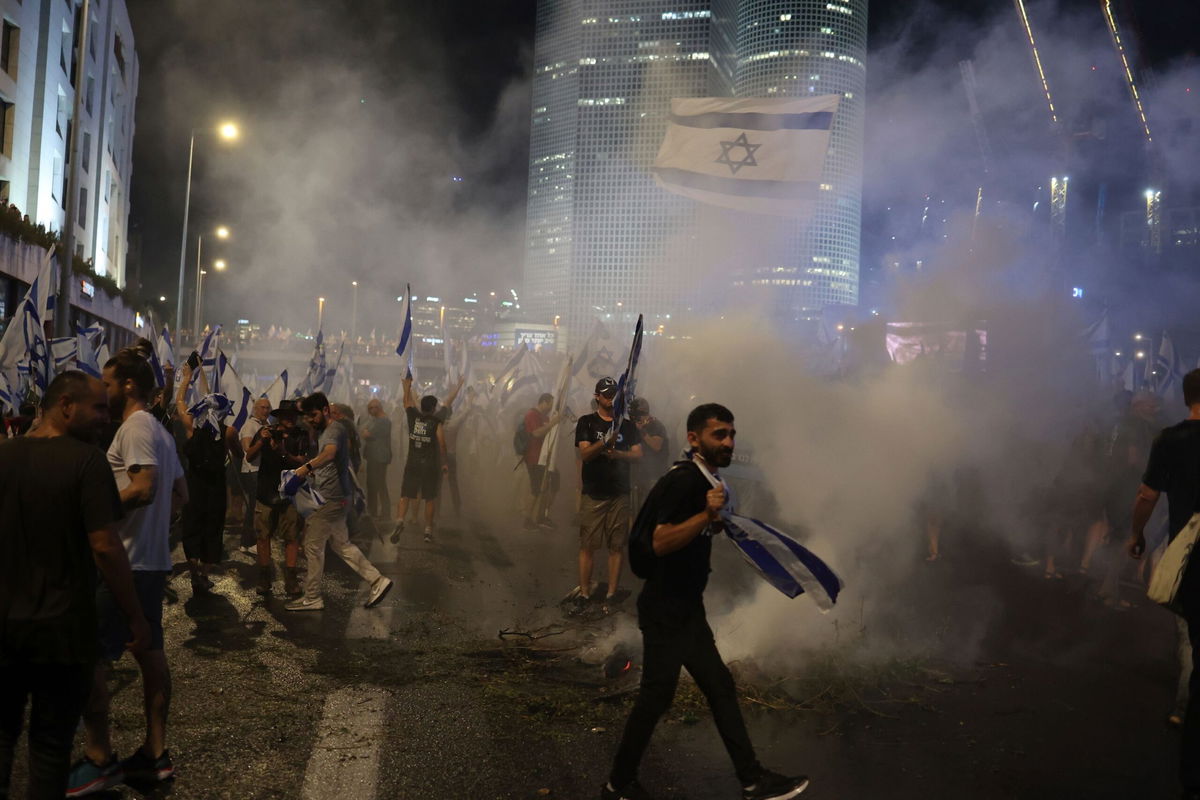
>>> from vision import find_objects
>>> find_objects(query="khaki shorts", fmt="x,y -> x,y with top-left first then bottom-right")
255,502 -> 300,543
579,494 -> 630,552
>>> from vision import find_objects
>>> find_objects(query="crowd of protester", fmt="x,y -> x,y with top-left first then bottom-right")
2,337 -> 1198,799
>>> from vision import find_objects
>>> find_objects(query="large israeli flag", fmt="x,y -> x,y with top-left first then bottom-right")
653,95 -> 840,217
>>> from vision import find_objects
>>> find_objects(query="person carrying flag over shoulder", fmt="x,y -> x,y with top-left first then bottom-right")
600,404 -> 809,800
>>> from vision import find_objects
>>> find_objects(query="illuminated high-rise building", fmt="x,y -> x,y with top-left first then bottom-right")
523,2 -> 732,334
715,0 -> 867,320
523,0 -> 866,333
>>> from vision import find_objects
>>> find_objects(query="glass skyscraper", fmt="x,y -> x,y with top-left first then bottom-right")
718,0 -> 867,320
523,0 -> 866,333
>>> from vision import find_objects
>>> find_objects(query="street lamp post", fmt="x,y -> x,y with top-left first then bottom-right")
174,122 -> 239,340
318,297 -> 326,332
351,281 -> 358,345
190,226 -> 229,335
195,260 -> 227,336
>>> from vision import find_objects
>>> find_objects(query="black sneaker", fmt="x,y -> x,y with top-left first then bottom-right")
600,779 -> 653,799
119,748 -> 175,782
742,768 -> 808,800
389,520 -> 405,544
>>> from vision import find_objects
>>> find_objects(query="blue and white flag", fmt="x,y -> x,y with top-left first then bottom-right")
279,469 -> 326,518
293,331 -> 327,398
157,325 -> 175,371
319,339 -> 344,395
692,456 -> 843,611
1,250 -> 57,395
395,283 -> 413,359
75,323 -> 106,379
571,319 -> 610,378
187,392 -> 233,440
50,337 -> 78,374
1155,330 -> 1183,398
610,314 -> 643,439
264,370 -> 288,410
0,370 -> 17,415
216,350 -> 253,431
653,95 -> 840,217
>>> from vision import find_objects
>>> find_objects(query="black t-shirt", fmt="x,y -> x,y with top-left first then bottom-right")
575,413 -> 641,499
0,436 -> 122,664
256,427 -> 308,505
637,461 -> 714,619
184,424 -> 227,480
634,417 -> 670,488
405,407 -> 444,464
1142,419 -> 1200,539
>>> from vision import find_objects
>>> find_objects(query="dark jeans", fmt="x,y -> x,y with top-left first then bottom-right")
0,660 -> 92,800
1182,558 -> 1200,792
239,472 -> 258,548
182,474 -> 226,564
366,460 -> 390,518
609,604 -> 760,790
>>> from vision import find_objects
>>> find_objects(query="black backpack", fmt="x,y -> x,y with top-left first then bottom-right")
629,462 -> 692,579
513,414 -> 532,456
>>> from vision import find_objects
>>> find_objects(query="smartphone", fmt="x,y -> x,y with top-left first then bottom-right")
186,351 -> 201,369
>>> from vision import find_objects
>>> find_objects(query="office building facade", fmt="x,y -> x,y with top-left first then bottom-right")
0,0 -> 137,284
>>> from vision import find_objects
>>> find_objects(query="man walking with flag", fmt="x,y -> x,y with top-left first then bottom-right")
601,404 -> 808,800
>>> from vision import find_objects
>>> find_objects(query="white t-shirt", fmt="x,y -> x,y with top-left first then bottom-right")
240,417 -> 265,473
107,409 -> 185,572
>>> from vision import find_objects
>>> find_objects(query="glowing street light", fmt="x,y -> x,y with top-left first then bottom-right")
351,281 -> 359,344
213,259 -> 227,271
1136,351 -> 1146,360
175,121 -> 242,337
215,225 -> 230,240
318,297 -> 326,331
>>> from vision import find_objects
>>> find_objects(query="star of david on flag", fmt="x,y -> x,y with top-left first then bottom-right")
653,95 -> 840,217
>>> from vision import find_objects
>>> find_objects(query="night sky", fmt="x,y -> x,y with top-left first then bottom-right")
124,0 -> 1197,314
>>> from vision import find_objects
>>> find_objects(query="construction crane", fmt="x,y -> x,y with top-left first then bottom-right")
959,60 -> 992,239
1013,0 -> 1060,127
1100,0 -> 1153,144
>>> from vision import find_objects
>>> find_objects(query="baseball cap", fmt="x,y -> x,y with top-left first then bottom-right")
594,377 -> 618,396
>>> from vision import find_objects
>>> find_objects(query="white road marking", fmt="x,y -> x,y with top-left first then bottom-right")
300,686 -> 388,800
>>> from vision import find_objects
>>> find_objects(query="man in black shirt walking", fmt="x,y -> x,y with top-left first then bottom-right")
1129,369 -> 1200,800
601,403 -> 808,800
0,371 -> 149,799
575,377 -> 642,606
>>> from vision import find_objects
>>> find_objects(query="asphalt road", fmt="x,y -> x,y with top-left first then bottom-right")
6,506 -> 1189,799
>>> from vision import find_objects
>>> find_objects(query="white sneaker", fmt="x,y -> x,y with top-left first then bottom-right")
365,576 -> 393,608
423,527 -> 433,542
284,596 -> 324,612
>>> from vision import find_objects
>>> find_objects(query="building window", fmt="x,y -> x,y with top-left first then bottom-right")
103,169 -> 110,201
60,21 -> 70,75
1,20 -> 19,79
85,73 -> 93,114
82,130 -> 90,172
56,87 -> 67,137
51,155 -> 62,202
0,98 -> 12,158
113,33 -> 125,79
78,187 -> 87,227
